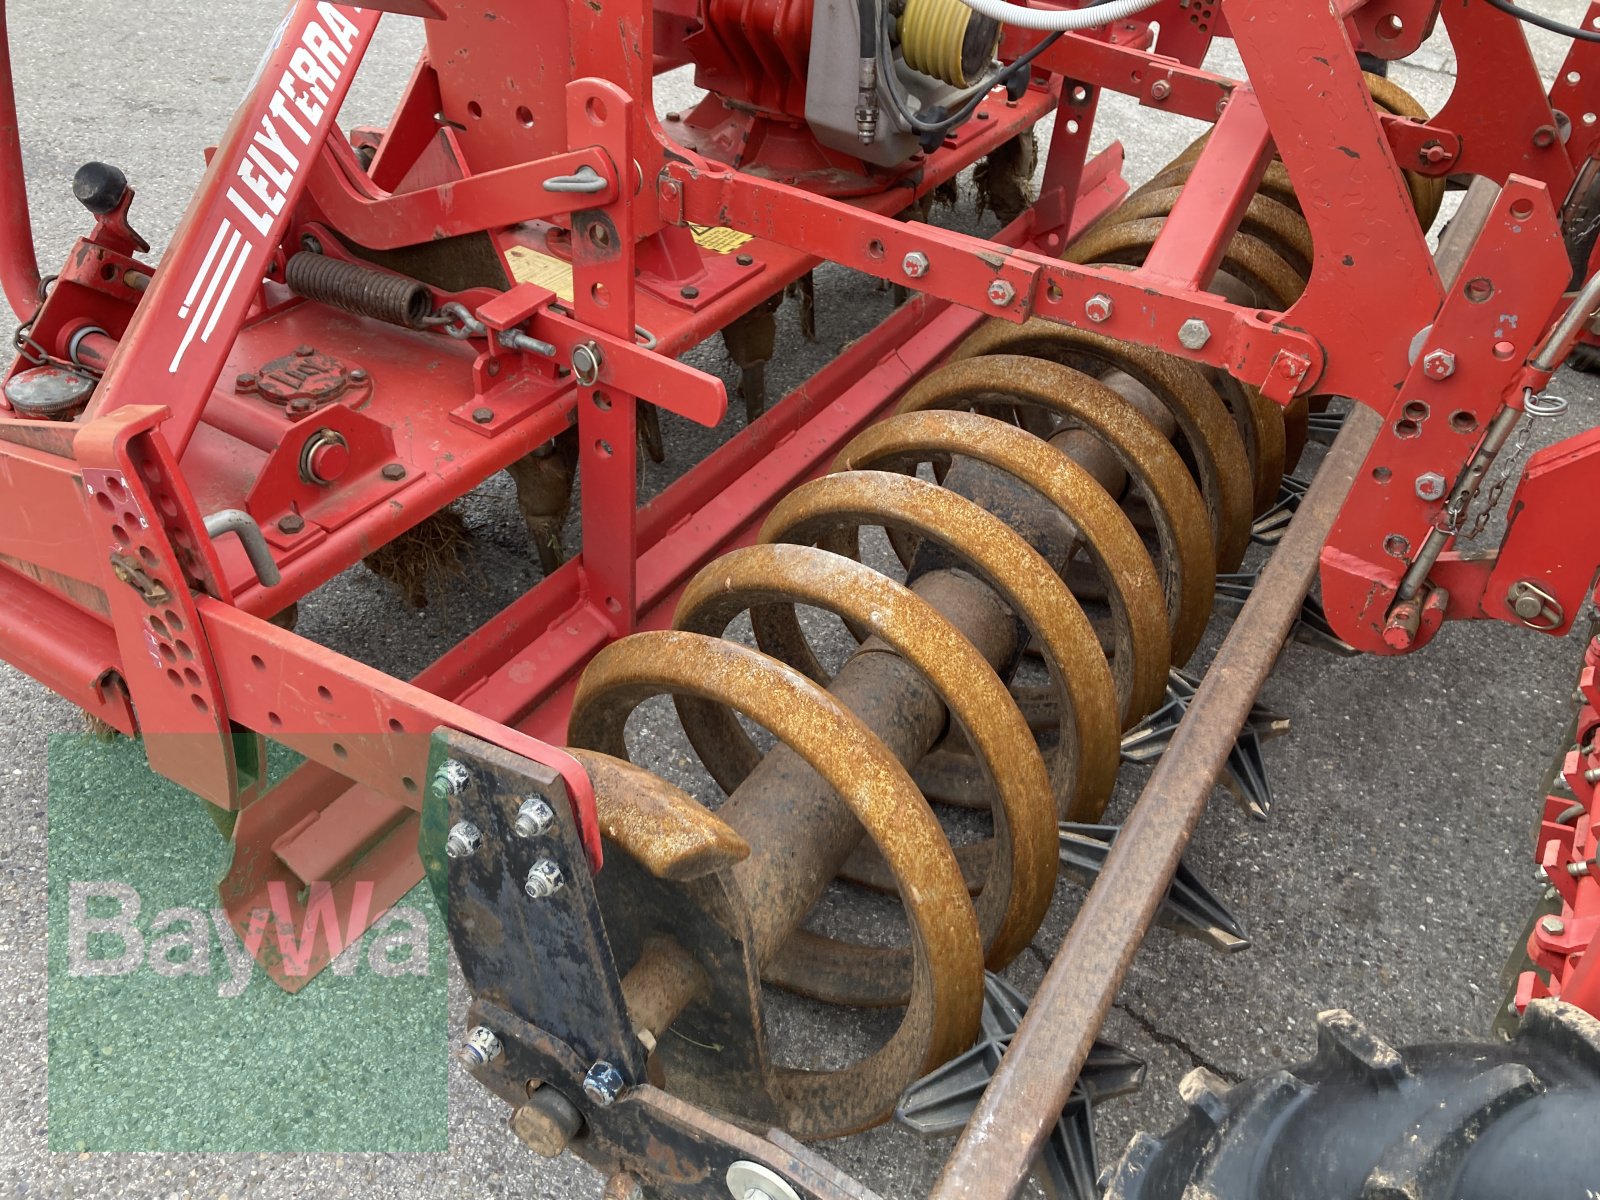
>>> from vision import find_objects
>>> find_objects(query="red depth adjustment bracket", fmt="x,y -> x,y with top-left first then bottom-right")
1322,177 -> 1600,654
1518,637 -> 1600,1020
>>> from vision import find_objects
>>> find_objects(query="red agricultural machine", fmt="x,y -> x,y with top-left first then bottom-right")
5,0 -> 1600,1195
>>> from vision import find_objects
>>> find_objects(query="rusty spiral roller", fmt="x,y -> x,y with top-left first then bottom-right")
533,77 -> 1443,1141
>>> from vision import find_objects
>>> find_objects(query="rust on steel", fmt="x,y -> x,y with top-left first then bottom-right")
929,178 -> 1500,1200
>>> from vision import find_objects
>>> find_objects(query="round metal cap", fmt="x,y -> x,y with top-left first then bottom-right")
725,1161 -> 800,1200
4,364 -> 96,417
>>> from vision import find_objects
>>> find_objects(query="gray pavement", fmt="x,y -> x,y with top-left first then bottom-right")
3,3 -> 1599,1198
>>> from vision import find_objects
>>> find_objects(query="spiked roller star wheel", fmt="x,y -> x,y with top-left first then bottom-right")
1214,571 -> 1356,656
897,973 -> 1146,1200
1059,824 -> 1249,951
1306,405 -> 1348,445
1121,670 -> 1290,819
1249,474 -> 1309,545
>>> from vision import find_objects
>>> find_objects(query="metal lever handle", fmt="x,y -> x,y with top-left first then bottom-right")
204,509 -> 282,588
542,166 -> 606,194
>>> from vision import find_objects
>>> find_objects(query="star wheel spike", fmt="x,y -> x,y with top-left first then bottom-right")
1250,473 -> 1309,545
897,972 -> 1146,1200
1214,571 -> 1357,657
1120,669 -> 1290,819
1307,405 -> 1349,445
1059,823 -> 1249,952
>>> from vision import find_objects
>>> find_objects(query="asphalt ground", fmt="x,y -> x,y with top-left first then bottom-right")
3,4 -> 1599,1198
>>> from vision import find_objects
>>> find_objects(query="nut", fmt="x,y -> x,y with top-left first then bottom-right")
1150,79 -> 1172,101
514,796 -> 557,838
457,1025 -> 503,1068
1421,349 -> 1456,380
525,858 -> 565,899
1084,293 -> 1113,323
901,251 -> 930,279
986,279 -> 1016,308
1178,318 -> 1212,350
582,1061 -> 626,1107
1413,471 -> 1447,502
446,821 -> 482,859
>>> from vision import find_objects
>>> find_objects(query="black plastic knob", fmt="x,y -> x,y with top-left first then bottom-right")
73,162 -> 128,216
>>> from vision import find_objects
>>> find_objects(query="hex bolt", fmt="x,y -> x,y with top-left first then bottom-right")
1178,318 -> 1212,350
381,463 -> 407,482
1084,293 -> 1113,323
582,1061 -> 625,1107
1150,79 -> 1172,101
901,250 -> 930,279
446,821 -> 482,859
277,513 -> 305,535
514,796 -> 557,838
525,858 -> 565,899
986,279 -> 1016,307
457,1025 -> 503,1068
1413,472 -> 1447,502
1585,766 -> 1600,784
434,758 -> 471,797
472,406 -> 495,424
1540,915 -> 1566,936
1421,349 -> 1456,380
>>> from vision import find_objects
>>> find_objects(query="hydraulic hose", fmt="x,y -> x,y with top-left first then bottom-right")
945,0 -> 1162,33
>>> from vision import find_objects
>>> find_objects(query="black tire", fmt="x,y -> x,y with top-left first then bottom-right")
1103,1000 -> 1600,1200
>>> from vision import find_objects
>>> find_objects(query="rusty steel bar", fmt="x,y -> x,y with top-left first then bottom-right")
0,0 -> 41,319
928,178 -> 1500,1200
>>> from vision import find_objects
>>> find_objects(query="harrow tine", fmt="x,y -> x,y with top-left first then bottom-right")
1120,670 -> 1290,819
1059,824 -> 1250,952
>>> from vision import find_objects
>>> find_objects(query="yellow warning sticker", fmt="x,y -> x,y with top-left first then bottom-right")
688,224 -> 754,254
505,245 -> 574,302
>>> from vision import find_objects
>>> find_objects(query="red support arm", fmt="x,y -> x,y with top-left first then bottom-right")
0,0 -> 41,320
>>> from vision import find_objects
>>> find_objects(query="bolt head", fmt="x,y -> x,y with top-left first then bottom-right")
1422,349 -> 1456,380
277,513 -> 305,535
381,463 -> 407,482
986,279 -> 1016,308
582,1061 -> 625,1107
1413,471 -> 1447,502
434,758 -> 471,797
458,1025 -> 503,1068
901,251 -> 930,279
1084,293 -> 1113,323
525,858 -> 565,899
1540,915 -> 1566,936
1178,318 -> 1212,350
446,821 -> 482,859
472,406 -> 494,424
514,796 -> 557,838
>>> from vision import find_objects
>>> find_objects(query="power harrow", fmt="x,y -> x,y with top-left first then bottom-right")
5,0 -> 1600,1196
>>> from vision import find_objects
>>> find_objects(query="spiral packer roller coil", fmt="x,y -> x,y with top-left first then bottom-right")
545,77 -> 1443,1142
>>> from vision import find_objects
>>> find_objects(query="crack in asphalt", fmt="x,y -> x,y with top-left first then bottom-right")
1114,999 -> 1242,1084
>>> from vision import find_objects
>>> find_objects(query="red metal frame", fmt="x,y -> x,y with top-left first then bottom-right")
3,0 -> 1600,986
1518,635 -> 1600,1019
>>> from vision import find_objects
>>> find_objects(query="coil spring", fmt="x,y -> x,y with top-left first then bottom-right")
559,76 -> 1436,1136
